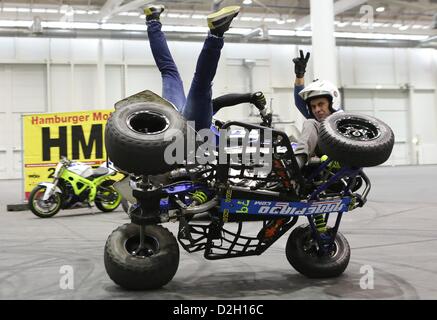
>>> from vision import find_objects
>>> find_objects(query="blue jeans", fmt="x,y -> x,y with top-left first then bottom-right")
147,21 -> 224,131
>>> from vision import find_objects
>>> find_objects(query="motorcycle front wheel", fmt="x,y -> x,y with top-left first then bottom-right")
95,179 -> 122,212
28,185 -> 62,218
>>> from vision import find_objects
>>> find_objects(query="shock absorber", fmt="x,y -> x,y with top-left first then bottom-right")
191,190 -> 208,205
314,214 -> 327,233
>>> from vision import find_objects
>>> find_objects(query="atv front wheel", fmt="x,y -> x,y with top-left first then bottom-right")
104,223 -> 179,290
285,225 -> 350,278
319,112 -> 395,167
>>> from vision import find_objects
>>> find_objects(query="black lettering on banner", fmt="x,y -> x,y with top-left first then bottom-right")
42,126 -> 68,161
71,124 -> 103,160
48,168 -> 55,179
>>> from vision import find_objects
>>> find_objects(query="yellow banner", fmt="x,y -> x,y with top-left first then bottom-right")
23,110 -> 113,199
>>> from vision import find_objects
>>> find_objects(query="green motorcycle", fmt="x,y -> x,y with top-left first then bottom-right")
28,157 -> 123,218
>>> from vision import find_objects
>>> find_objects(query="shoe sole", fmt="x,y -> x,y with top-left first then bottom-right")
207,5 -> 240,28
144,5 -> 165,16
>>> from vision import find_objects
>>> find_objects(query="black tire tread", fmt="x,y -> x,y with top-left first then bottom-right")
28,185 -> 62,218
286,225 -> 351,278
104,223 -> 179,290
105,103 -> 186,175
319,112 -> 395,167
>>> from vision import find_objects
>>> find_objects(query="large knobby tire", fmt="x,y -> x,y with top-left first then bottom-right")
28,185 -> 62,218
104,223 -> 179,290
105,102 -> 186,175
319,112 -> 395,167
286,225 -> 350,278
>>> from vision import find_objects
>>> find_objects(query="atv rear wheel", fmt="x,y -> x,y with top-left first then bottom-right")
105,102 -> 186,175
286,224 -> 350,278
104,223 -> 179,290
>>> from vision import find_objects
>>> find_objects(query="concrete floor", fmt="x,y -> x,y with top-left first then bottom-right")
1,165 -> 437,300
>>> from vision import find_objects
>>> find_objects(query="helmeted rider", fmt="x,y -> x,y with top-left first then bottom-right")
292,50 -> 343,167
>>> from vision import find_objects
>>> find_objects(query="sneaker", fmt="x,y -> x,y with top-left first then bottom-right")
207,5 -> 240,37
144,4 -> 165,22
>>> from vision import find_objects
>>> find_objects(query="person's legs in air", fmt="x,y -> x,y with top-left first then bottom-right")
144,5 -> 186,112
183,6 -> 240,132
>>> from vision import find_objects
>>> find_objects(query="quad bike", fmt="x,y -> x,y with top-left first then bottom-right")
28,157 -> 123,218
103,90 -> 395,290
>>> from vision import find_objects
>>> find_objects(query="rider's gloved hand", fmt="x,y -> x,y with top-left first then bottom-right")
260,112 -> 272,127
292,50 -> 310,78
250,91 -> 266,110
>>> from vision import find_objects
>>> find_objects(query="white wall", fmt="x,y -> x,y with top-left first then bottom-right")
0,37 -> 436,178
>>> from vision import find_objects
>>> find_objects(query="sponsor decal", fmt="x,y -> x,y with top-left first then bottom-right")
220,198 -> 351,216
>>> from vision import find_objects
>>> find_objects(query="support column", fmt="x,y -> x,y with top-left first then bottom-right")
310,0 -> 338,86
97,39 -> 106,108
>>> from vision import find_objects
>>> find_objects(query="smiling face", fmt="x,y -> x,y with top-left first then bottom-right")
309,97 -> 332,121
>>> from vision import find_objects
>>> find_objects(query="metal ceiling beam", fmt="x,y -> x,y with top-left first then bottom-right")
382,0 -> 437,11
98,0 -> 124,21
294,0 -> 368,28
98,0 -> 154,21
112,0 -> 154,16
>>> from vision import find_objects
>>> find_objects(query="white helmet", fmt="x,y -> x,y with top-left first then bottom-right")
298,79 -> 342,115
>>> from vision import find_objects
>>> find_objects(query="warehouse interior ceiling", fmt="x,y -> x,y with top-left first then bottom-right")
0,0 -> 435,47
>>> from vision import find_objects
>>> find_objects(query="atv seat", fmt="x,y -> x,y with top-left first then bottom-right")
91,167 -> 110,178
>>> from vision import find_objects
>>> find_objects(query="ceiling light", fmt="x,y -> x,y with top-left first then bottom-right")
392,23 -> 401,28
0,20 -> 32,27
412,25 -> 422,29
243,0 -> 253,4
334,31 -> 428,41
46,9 -> 59,14
337,22 -> 350,27
32,9 -> 46,13
399,25 -> 409,31
286,19 -> 296,23
382,23 -> 391,27
3,8 -> 18,12
192,14 -> 207,19
269,30 -> 296,36
277,19 -> 286,25
167,13 -> 181,18
162,25 -> 210,33
263,18 -> 277,22
376,7 -> 385,13
17,8 -> 31,13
